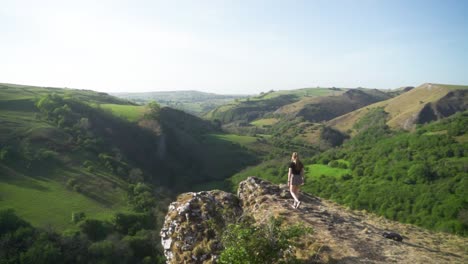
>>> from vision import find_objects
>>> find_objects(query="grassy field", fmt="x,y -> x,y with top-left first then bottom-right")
305,164 -> 351,178
250,118 -> 279,127
99,103 -> 146,121
208,133 -> 258,146
455,134 -> 468,143
0,84 -> 137,231
0,165 -> 129,230
0,83 -> 129,104
255,87 -> 341,100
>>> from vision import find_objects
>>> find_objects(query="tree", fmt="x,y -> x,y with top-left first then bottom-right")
20,240 -> 62,264
79,219 -> 112,241
145,101 -> 161,119
0,209 -> 31,236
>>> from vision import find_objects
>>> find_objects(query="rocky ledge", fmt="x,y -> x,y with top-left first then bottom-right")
160,190 -> 242,263
161,177 -> 467,264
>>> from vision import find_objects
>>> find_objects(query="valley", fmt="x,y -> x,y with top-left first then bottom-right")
1,82 -> 467,263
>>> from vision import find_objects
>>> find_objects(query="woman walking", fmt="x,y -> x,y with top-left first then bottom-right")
288,152 -> 305,209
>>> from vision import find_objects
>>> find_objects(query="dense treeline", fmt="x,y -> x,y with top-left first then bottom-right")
308,110 -> 468,235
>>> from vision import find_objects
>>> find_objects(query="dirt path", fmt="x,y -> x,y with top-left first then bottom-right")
243,184 -> 467,264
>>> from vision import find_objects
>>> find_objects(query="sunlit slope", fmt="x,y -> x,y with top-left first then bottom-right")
0,83 -> 260,231
274,89 -> 390,122
328,83 -> 468,132
0,164 -> 129,230
0,84 -> 132,230
204,88 -> 340,123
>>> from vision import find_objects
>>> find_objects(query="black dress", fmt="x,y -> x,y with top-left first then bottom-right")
289,161 -> 303,185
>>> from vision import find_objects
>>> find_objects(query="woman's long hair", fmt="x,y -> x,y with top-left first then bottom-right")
291,152 -> 299,162
291,152 -> 303,170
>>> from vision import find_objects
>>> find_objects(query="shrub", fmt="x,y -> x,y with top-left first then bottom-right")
79,219 -> 112,241
72,212 -> 86,223
219,216 -> 311,264
0,209 -> 31,236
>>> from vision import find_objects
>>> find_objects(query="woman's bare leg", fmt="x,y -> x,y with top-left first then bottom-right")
290,185 -> 300,204
294,186 -> 301,208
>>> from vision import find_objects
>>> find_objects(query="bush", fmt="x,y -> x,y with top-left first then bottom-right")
219,216 -> 310,264
72,212 -> 86,223
113,212 -> 154,235
20,240 -> 62,264
79,219 -> 112,241
0,209 -> 31,236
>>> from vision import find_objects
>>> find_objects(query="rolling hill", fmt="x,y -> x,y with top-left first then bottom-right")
228,110 -> 468,236
204,87 -> 344,122
112,90 -> 247,116
328,83 -> 468,133
0,83 -> 258,231
274,88 -> 392,122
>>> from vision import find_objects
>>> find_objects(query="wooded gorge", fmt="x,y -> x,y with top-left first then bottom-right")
1,83 -> 467,263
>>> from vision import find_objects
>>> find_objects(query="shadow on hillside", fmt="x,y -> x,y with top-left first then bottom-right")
0,164 -> 50,191
402,241 -> 462,258
79,189 -> 114,207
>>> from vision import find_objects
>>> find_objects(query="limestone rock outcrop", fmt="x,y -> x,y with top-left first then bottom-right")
161,177 -> 467,264
160,190 -> 242,263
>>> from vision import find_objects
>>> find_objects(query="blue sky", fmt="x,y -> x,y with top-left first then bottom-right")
1,0 -> 467,94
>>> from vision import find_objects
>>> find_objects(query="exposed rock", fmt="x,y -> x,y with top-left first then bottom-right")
160,190 -> 242,264
161,177 -> 468,263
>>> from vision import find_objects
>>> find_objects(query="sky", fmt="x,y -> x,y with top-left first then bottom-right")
1,0 -> 468,94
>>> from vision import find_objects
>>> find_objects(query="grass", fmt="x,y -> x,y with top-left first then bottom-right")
0,84 -> 138,231
455,134 -> 468,143
250,118 -> 279,127
256,87 -> 340,100
208,133 -> 257,146
424,130 -> 448,136
305,164 -> 351,178
329,83 -> 468,132
0,83 -> 129,105
0,167 -> 129,230
99,104 -> 146,121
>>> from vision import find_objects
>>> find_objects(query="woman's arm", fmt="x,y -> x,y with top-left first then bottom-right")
301,168 -> 305,185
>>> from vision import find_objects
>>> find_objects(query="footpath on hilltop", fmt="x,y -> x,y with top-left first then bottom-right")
161,177 -> 467,264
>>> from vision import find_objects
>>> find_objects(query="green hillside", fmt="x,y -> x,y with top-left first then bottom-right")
99,104 -> 146,121
0,83 -> 262,263
0,84 -> 258,225
204,87 -> 340,123
0,86 -> 140,230
203,87 -> 397,152
229,111 -> 468,236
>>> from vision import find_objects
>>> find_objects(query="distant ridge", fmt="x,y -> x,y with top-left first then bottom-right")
274,88 -> 392,122
112,90 -> 247,116
328,83 -> 468,132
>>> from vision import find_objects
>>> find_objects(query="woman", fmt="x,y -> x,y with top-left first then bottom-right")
288,152 -> 304,209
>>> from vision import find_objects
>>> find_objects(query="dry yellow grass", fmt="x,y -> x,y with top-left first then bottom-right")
241,181 -> 468,264
328,83 -> 468,132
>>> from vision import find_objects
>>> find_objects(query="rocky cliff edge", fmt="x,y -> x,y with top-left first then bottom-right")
161,177 -> 467,264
